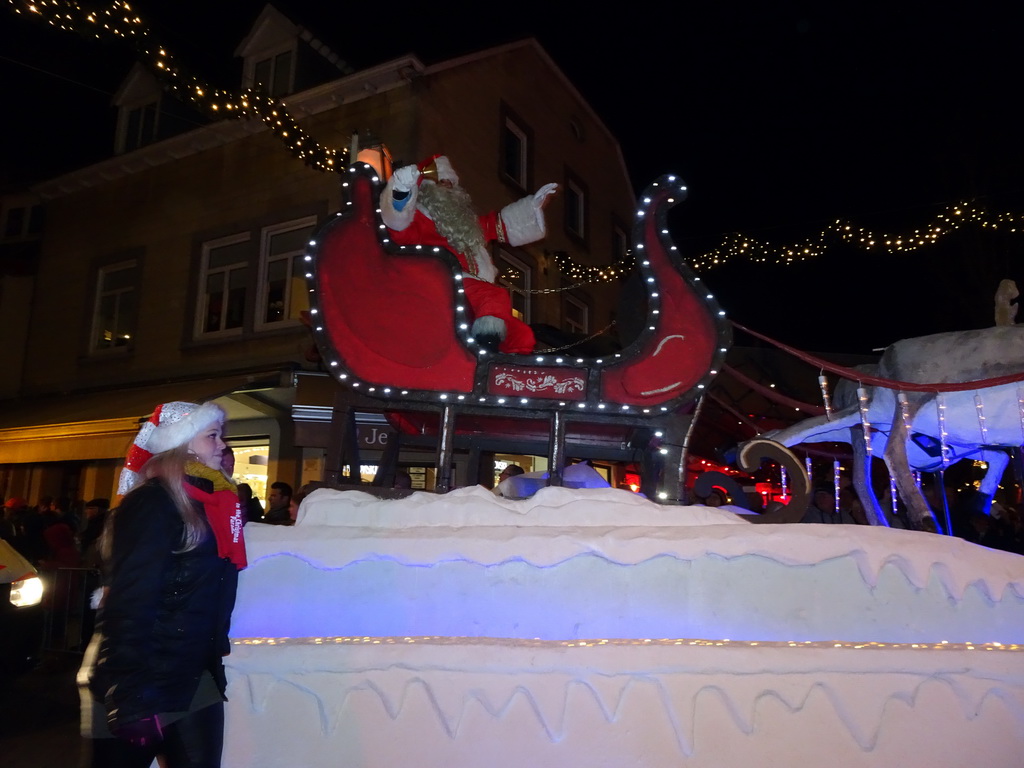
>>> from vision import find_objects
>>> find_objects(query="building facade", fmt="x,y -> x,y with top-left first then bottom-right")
0,9 -> 636,506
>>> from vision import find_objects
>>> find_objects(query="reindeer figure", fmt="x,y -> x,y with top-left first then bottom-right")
765,325 -> 1024,528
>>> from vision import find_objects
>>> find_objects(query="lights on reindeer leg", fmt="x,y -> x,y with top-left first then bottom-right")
974,393 -> 989,443
857,386 -> 872,456
937,393 -> 950,468
897,392 -> 913,437
833,460 -> 842,515
1017,385 -> 1024,443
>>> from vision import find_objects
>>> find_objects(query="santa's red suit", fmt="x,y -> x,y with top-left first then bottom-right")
380,157 -> 556,354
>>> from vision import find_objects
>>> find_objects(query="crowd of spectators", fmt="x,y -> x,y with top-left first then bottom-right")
1,495 -> 107,569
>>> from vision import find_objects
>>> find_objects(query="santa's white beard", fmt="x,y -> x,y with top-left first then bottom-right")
418,182 -> 496,281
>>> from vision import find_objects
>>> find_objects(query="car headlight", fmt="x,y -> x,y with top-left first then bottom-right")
10,575 -> 44,608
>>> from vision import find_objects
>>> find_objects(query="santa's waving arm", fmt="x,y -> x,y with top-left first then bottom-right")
380,164 -> 421,231
487,183 -> 558,246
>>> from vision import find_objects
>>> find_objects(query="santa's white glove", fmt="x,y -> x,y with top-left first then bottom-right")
392,164 -> 421,192
533,182 -> 558,210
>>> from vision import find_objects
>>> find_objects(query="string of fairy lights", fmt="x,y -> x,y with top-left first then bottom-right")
8,0 -> 347,172
11,1 -> 1024,283
552,251 -> 633,285
689,201 -> 1024,272
557,201 -> 1024,286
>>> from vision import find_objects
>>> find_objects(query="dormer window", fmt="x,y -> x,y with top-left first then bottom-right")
123,100 -> 159,152
236,4 -> 351,102
113,64 -> 163,155
252,49 -> 294,98
237,6 -> 301,100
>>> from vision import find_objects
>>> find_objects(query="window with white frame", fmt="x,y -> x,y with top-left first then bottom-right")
495,249 -> 531,323
91,260 -> 138,352
500,107 -> 530,190
197,234 -> 251,337
564,174 -> 587,242
252,49 -> 294,98
564,294 -> 589,336
257,218 -> 316,329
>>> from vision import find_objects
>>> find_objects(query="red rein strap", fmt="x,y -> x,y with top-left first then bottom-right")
730,321 -> 1024,393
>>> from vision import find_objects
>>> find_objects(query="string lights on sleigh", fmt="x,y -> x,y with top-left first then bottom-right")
304,168 -> 722,415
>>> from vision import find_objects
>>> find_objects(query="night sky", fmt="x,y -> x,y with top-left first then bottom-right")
3,1 -> 1022,354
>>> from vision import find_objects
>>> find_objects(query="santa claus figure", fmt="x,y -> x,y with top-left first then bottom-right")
380,155 -> 557,354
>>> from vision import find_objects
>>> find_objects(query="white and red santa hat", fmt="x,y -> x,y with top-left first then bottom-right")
117,401 -> 225,495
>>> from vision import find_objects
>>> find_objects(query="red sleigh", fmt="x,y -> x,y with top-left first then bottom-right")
304,163 -> 733,500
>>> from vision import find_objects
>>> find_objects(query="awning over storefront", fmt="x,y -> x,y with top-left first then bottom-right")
0,418 -> 141,463
0,370 -> 292,464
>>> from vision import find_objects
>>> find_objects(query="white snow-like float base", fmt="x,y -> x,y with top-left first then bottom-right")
225,487 -> 1024,767
224,636 -> 1024,768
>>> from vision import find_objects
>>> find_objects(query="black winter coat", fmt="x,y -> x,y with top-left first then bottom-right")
89,477 -> 238,731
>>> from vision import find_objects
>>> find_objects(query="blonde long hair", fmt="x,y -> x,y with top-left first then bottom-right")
139,444 -> 208,552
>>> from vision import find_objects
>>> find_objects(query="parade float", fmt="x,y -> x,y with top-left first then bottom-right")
224,163 -> 1024,767
8,4 -> 1021,763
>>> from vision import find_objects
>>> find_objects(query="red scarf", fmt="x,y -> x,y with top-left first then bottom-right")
185,482 -> 247,570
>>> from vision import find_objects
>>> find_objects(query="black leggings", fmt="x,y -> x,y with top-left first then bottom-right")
83,702 -> 224,768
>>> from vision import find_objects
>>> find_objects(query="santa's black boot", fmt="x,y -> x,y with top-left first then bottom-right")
472,316 -> 506,352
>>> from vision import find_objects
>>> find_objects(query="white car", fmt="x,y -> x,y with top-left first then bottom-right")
0,539 -> 45,681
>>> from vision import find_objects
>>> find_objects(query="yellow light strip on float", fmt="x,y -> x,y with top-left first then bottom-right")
234,636 -> 1023,651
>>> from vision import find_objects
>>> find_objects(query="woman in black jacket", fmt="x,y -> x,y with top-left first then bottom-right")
80,401 -> 246,768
